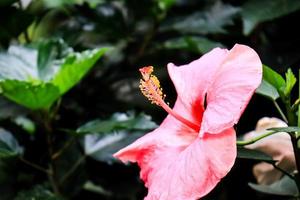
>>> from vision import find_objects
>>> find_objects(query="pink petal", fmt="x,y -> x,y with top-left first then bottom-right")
115,127 -> 236,200
167,48 -> 228,126
114,100 -> 198,163
200,44 -> 262,135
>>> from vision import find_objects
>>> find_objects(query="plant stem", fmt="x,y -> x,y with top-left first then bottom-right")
273,100 -> 288,123
52,136 -> 76,160
19,157 -> 49,174
289,132 -> 300,192
236,131 -> 276,146
60,155 -> 86,184
283,96 -> 297,126
292,98 -> 300,111
42,110 -> 62,196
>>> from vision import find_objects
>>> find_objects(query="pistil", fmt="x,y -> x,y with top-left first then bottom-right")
139,66 -> 200,132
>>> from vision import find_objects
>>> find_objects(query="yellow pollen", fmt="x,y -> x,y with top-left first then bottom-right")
139,66 -> 165,106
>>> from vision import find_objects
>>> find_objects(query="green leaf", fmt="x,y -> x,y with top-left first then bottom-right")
163,36 -> 224,54
37,39 -> 70,81
13,116 -> 36,135
0,80 -> 60,110
0,96 -> 27,120
0,42 -> 106,110
81,112 -> 157,163
84,131 -> 144,163
0,45 -> 38,81
283,68 -> 297,96
52,48 -> 108,95
268,126 -> 300,133
241,0 -> 300,35
77,112 -> 157,135
14,183 -> 63,200
249,175 -> 299,196
0,128 -> 23,158
262,65 -> 285,95
237,147 -> 275,163
255,79 -> 280,100
160,1 -> 240,34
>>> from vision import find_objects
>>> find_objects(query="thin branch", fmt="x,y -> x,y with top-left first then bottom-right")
60,155 -> 86,184
52,137 -> 76,160
291,98 -> 300,111
20,157 -> 49,174
272,163 -> 295,180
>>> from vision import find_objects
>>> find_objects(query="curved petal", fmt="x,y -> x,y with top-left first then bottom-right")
167,48 -> 228,125
200,44 -> 262,135
114,108 -> 197,163
115,127 -> 236,200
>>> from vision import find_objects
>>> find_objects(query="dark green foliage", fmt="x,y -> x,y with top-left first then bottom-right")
237,147 -> 275,163
249,176 -> 299,197
0,0 -> 300,199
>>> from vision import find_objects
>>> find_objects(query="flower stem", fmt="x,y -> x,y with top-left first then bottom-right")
272,100 -> 288,123
236,131 -> 277,146
293,69 -> 300,193
289,132 -> 300,192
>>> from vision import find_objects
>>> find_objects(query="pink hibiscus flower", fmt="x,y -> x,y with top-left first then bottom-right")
114,44 -> 262,200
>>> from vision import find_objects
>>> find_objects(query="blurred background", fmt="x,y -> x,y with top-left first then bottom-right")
0,0 -> 300,199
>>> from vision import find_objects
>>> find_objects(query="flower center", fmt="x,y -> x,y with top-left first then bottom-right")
139,66 -> 200,132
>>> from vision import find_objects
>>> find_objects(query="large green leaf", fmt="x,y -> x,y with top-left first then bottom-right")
255,79 -> 279,100
0,42 -> 107,110
237,147 -> 275,163
0,45 -> 38,81
242,0 -> 300,35
0,80 -> 60,110
160,1 -> 240,34
81,112 -> 157,163
77,112 -> 157,135
83,131 -> 144,163
52,48 -> 107,95
37,39 -> 70,81
249,175 -> 299,196
0,128 -> 23,158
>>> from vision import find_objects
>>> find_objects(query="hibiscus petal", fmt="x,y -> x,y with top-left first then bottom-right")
200,44 -> 262,135
115,127 -> 236,200
167,48 -> 228,125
